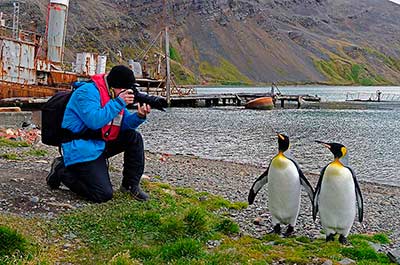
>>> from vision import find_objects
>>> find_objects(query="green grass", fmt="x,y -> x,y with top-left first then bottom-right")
0,225 -> 38,263
171,62 -> 198,85
170,45 -> 183,63
2,148 -> 49,159
314,58 -> 389,86
199,57 -> 253,85
24,148 -> 48,157
0,226 -> 28,257
363,47 -> 400,72
0,182 -> 395,264
0,137 -> 49,159
0,138 -> 29,147
341,234 -> 391,263
0,153 -> 20,160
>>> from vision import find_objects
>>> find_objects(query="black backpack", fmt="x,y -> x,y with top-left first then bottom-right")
41,90 -> 74,146
41,81 -> 100,147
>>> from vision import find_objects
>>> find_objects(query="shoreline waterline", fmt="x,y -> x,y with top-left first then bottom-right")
144,150 -> 400,189
141,102 -> 400,187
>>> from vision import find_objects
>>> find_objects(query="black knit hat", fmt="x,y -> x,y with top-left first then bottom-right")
106,65 -> 136,89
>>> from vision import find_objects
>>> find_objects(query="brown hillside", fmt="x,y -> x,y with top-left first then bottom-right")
1,0 -> 400,85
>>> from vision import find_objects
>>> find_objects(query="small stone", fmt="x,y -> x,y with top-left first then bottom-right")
206,240 -> 221,248
388,249 -> 400,264
368,242 -> 382,252
339,258 -> 356,265
30,196 -> 39,204
64,232 -> 77,240
199,196 -> 207,202
141,174 -> 151,180
253,217 -> 262,225
63,243 -> 72,249
322,260 -> 333,265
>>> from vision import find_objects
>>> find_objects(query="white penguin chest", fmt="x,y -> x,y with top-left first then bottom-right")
267,155 -> 301,223
268,156 -> 301,196
321,164 -> 355,198
319,163 -> 356,225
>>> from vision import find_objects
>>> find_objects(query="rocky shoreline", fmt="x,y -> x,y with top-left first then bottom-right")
1,143 -> 400,253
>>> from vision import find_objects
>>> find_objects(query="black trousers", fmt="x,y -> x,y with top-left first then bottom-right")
58,130 -> 145,203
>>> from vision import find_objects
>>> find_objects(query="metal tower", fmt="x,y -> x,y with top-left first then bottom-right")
12,1 -> 19,39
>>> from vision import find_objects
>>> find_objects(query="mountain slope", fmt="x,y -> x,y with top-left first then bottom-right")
3,0 -> 400,85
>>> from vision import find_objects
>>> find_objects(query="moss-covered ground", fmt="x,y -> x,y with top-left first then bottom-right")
0,180 -> 394,264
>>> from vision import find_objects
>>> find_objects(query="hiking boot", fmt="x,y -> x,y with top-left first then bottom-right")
46,157 -> 63,189
120,185 -> 150,202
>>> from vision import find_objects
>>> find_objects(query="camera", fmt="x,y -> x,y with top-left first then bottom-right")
130,85 -> 168,111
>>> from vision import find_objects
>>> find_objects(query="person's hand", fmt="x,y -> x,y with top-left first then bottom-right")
118,89 -> 135,105
137,103 -> 151,118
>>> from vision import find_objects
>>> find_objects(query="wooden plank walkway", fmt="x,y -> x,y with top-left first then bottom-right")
170,92 -> 321,108
0,92 -> 321,109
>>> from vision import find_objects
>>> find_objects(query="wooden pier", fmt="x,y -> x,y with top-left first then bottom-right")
0,92 -> 321,109
170,92 -> 321,108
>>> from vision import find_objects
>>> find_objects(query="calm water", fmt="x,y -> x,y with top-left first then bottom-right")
139,86 -> 400,186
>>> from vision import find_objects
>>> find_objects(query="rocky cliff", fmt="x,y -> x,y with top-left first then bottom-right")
2,0 -> 400,85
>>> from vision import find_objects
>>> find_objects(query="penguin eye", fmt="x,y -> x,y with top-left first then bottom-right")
341,147 -> 347,157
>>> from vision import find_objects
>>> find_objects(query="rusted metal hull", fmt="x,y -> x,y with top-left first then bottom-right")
0,80 -> 68,99
245,97 -> 274,110
48,71 -> 78,86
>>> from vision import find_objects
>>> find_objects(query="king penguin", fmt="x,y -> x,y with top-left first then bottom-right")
313,141 -> 363,244
248,133 -> 314,236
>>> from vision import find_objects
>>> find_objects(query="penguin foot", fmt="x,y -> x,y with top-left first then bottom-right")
283,225 -> 295,237
326,233 -> 335,242
268,224 -> 281,234
339,235 -> 349,245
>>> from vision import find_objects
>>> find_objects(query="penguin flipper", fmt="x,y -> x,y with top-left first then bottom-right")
289,158 -> 314,203
313,165 -> 327,221
299,170 -> 315,203
248,164 -> 270,205
348,167 -> 364,222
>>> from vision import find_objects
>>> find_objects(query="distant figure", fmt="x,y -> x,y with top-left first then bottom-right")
271,83 -> 275,95
376,90 -> 382,102
271,82 -> 281,96
313,141 -> 363,244
248,133 -> 314,236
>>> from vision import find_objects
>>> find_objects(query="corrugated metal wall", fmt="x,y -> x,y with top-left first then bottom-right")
0,38 -> 36,85
75,52 -> 107,75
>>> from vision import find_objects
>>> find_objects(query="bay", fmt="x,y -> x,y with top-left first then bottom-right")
140,86 -> 400,186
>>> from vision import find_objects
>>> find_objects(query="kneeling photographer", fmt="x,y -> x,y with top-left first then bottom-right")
46,65 -> 167,203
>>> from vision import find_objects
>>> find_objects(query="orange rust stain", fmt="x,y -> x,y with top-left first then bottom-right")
0,81 -> 69,99
48,72 -> 77,86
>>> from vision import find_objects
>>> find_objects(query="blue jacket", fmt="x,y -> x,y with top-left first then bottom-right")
61,82 -> 146,166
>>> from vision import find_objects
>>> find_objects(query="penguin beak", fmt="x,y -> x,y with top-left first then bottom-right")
316,140 -> 331,149
277,133 -> 285,140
